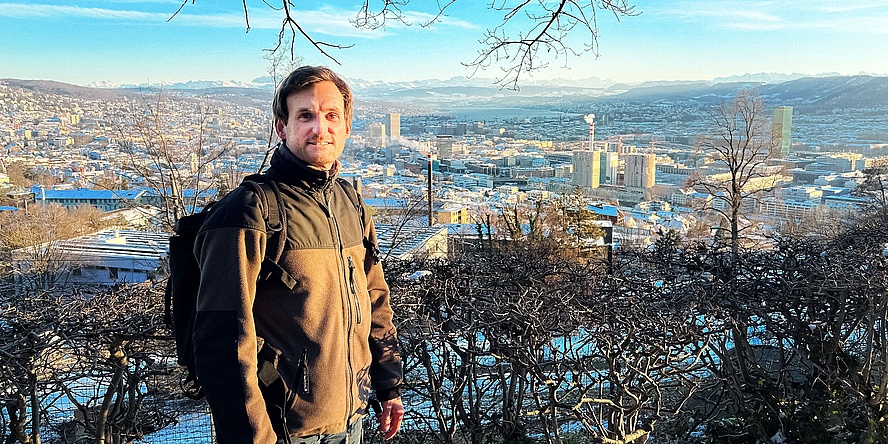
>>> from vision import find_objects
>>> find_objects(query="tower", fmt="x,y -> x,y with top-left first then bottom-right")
772,106 -> 792,157
601,151 -> 619,185
385,113 -> 401,142
584,114 -> 595,150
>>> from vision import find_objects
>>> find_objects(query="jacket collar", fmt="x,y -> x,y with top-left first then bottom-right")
265,142 -> 340,190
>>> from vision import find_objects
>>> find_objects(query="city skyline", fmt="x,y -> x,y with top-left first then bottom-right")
1,1 -> 888,87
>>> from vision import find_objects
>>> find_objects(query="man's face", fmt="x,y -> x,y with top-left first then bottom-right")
275,80 -> 351,170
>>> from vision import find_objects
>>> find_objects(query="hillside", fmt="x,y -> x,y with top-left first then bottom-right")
4,75 -> 888,114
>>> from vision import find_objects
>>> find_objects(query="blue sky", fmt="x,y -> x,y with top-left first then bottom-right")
1,0 -> 887,86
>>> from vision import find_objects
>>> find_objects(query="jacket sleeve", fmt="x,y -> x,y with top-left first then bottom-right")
363,216 -> 404,402
192,194 -> 277,444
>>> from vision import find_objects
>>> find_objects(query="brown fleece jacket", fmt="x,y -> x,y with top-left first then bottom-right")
192,147 -> 403,443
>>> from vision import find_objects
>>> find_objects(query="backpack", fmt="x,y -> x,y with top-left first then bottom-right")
164,174 -> 287,399
163,175 -> 368,400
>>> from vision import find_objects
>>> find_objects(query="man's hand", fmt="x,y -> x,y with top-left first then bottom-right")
376,397 -> 404,440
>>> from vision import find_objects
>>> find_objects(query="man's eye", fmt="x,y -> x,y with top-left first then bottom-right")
326,113 -> 340,121
298,112 -> 313,121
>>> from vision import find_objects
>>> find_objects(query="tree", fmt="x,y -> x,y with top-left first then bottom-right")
387,236 -> 712,444
3,162 -> 31,188
116,92 -> 233,230
0,283 -> 186,444
171,1 -> 638,90
0,204 -> 115,290
853,163 -> 888,212
91,175 -> 130,191
685,90 -> 783,253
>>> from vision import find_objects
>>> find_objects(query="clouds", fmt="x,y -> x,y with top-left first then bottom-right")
657,0 -> 888,34
0,2 -> 477,36
0,3 -> 159,20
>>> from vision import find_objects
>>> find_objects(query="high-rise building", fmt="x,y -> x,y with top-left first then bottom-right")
385,113 -> 400,141
572,150 -> 601,189
772,106 -> 793,157
623,153 -> 656,190
436,135 -> 454,159
367,122 -> 386,147
600,151 -> 620,185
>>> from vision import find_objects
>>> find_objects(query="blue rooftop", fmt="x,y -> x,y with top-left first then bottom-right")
588,204 -> 618,218
32,187 -> 146,200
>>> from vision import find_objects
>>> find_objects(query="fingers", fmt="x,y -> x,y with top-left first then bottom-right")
376,402 -> 391,433
376,398 -> 405,440
385,405 -> 404,440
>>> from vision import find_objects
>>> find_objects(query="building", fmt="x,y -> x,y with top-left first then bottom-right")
623,153 -> 656,190
32,187 -> 149,211
572,150 -> 601,190
759,197 -> 819,219
772,106 -> 793,157
367,121 -> 386,147
385,113 -> 400,142
437,204 -> 469,224
374,224 -> 448,260
10,229 -> 168,288
436,135 -> 454,159
601,151 -> 620,185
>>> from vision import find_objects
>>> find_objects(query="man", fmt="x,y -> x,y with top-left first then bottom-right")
192,66 -> 404,443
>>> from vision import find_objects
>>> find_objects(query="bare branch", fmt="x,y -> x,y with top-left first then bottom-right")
166,0 -> 192,23
169,1 -> 638,89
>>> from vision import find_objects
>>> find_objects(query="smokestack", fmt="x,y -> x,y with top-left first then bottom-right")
427,154 -> 433,226
584,114 -> 596,150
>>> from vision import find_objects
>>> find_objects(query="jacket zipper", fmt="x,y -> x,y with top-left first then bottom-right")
298,348 -> 310,394
325,190 -> 356,427
347,256 -> 363,325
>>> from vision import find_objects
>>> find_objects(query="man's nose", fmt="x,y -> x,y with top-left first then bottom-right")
313,117 -> 330,135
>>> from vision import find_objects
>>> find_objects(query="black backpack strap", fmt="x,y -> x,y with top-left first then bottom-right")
242,176 -> 295,289
240,177 -> 295,434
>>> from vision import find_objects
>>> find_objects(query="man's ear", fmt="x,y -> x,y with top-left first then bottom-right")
274,118 -> 287,140
345,122 -> 351,138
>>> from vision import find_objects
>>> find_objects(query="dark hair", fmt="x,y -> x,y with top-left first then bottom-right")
272,66 -> 353,125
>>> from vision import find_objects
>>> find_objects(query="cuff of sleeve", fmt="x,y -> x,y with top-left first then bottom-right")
375,385 -> 402,402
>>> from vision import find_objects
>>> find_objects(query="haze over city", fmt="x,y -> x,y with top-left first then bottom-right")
2,0 -> 888,86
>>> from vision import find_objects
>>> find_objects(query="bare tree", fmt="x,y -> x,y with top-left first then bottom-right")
853,163 -> 888,212
466,0 -> 637,89
0,204 -> 114,291
0,282 -> 190,444
116,91 -> 232,230
387,231 -> 711,443
685,90 -> 783,253
169,1 -> 638,89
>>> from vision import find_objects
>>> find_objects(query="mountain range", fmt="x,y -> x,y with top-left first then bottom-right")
4,73 -> 888,112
